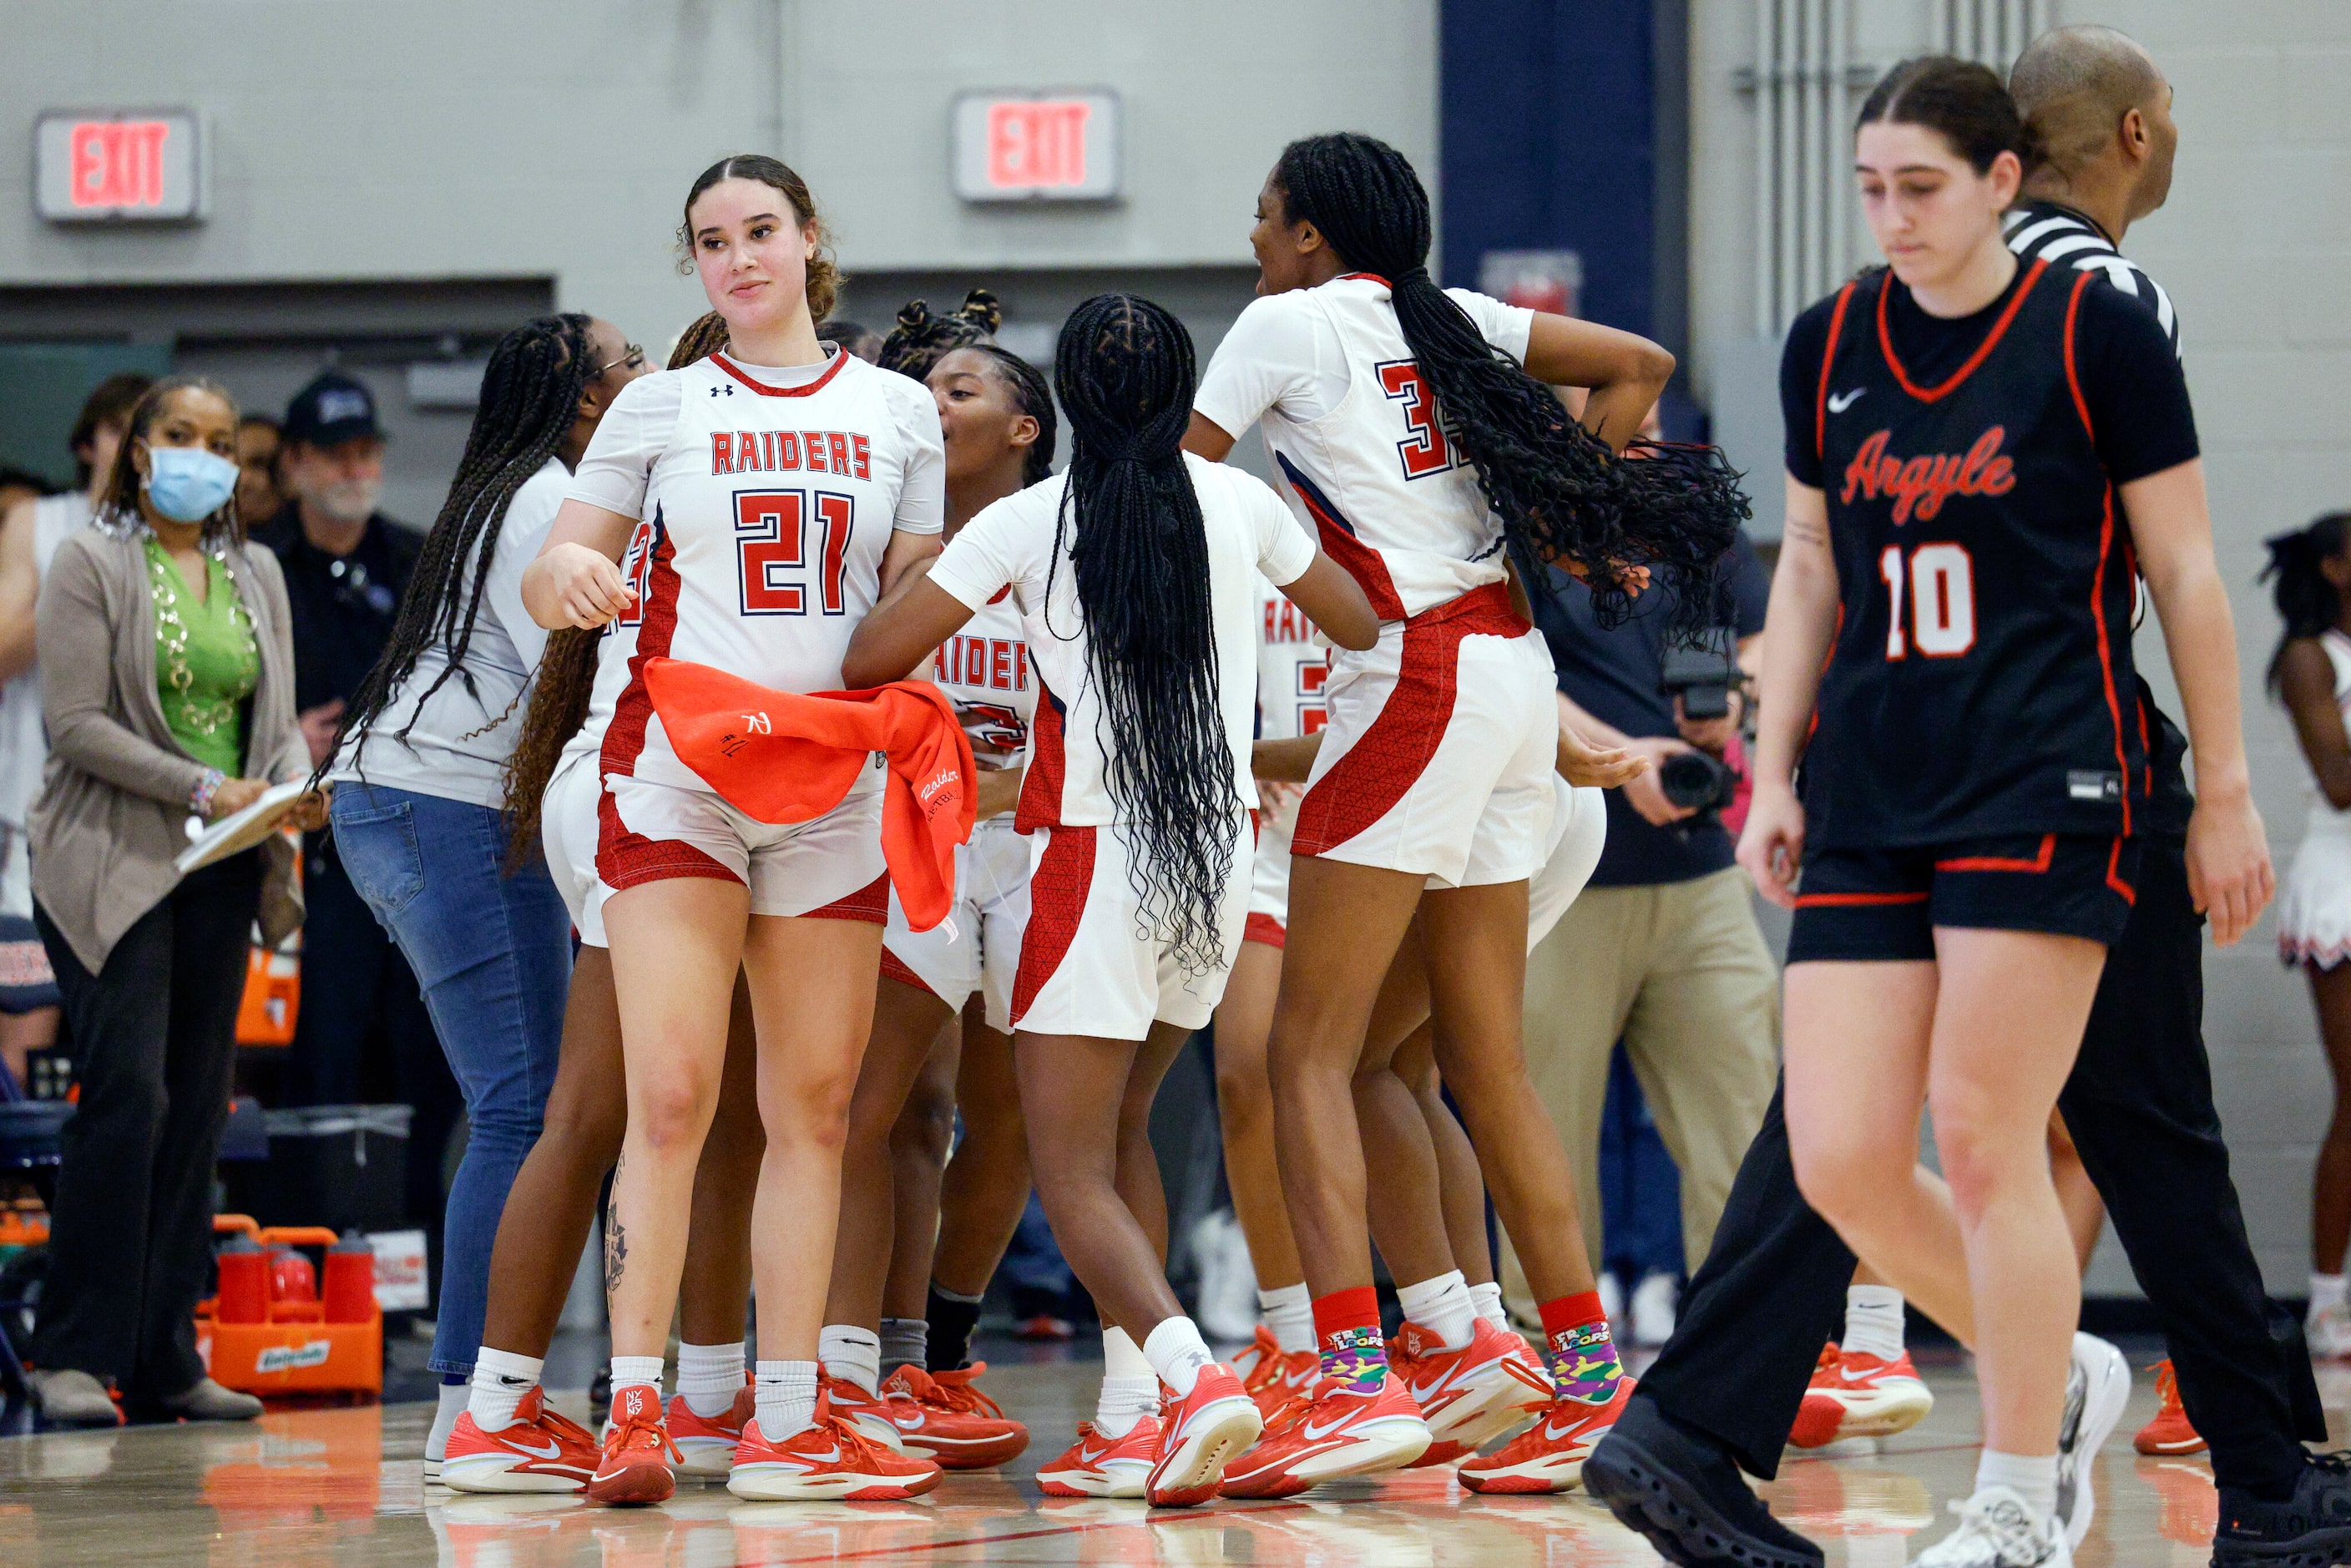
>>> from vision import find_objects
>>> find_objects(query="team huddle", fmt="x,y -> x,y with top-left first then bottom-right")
316,25 -> 2338,1568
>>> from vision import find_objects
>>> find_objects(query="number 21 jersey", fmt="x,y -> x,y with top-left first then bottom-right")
568,348 -> 945,792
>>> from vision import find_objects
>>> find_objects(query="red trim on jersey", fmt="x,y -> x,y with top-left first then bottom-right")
600,520 -> 680,784
1273,453 -> 1408,620
709,348 -> 851,399
2106,839 -> 2137,905
1339,271 -> 1392,286
1014,682 -> 1067,834
1291,583 -> 1527,857
594,787 -> 742,892
1935,834 -> 2056,874
1792,890 -> 1929,908
879,945 -> 938,997
1816,280 -> 1859,462
805,871 -> 889,924
1243,911 -> 1288,950
1010,827 -> 1095,1027
1875,257 -> 2048,403
2065,269 -> 2136,837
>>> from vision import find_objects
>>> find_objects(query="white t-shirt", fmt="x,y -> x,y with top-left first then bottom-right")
1,491 -> 92,916
330,459 -> 563,809
928,456 -> 1317,828
566,348 -> 945,792
1194,276 -> 1535,620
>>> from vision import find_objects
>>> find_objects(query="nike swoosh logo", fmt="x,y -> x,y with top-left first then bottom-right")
1542,1418 -> 1593,1443
507,1436 -> 564,1460
1827,388 -> 1865,413
1302,1412 -> 1363,1440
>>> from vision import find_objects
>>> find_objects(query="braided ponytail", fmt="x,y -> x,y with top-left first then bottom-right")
1270,133 -> 1747,630
330,313 -> 598,784
2263,513 -> 2351,695
1050,293 -> 1236,973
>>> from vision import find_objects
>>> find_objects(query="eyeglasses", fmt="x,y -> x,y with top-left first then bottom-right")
592,344 -> 647,377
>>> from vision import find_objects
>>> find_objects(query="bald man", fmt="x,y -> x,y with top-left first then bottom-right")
1587,28 -> 2346,1568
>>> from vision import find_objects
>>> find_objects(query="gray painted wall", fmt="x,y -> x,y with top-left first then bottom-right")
1689,0 -> 2351,1296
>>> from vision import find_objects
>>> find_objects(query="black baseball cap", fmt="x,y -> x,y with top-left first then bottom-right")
284,371 -> 381,447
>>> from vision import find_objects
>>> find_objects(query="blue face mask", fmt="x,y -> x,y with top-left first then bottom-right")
142,444 -> 240,524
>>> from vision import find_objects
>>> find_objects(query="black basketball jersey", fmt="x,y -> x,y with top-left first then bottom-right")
1803,258 -> 2150,850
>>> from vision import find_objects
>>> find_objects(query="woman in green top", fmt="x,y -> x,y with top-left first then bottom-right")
24,377 -> 323,1429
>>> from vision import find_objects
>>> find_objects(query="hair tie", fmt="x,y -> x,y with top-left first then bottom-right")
1393,265 -> 1434,287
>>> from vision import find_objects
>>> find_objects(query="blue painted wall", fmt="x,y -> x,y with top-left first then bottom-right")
1438,0 -> 1682,357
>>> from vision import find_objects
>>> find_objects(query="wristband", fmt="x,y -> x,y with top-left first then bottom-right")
190,768 -> 226,817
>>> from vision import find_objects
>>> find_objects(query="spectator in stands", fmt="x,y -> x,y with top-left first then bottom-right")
235,412 -> 283,524
25,377 -> 322,1426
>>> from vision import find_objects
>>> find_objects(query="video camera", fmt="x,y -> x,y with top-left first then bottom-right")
1656,626 -> 1743,815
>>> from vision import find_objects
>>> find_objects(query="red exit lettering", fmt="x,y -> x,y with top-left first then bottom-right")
71,120 -> 169,210
987,101 -> 1090,190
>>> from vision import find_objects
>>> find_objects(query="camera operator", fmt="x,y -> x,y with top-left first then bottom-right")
1500,529 -> 1781,1322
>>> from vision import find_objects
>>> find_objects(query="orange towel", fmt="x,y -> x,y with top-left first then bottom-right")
644,657 -> 975,931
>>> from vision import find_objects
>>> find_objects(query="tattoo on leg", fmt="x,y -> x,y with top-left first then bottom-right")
604,1177 -> 628,1297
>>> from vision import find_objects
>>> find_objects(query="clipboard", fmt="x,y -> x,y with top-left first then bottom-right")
176,780 -> 311,873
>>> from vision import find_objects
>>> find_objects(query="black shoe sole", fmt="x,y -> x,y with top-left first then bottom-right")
2210,1525 -> 2351,1568
1583,1436 -> 1824,1568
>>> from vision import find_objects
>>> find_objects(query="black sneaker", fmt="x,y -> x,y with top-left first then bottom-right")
1583,1393 -> 1823,1568
2213,1452 -> 2351,1568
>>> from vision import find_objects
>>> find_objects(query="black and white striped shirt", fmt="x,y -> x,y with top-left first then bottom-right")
2004,199 -> 2180,351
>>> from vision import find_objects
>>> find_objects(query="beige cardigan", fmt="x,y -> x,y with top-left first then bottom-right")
29,521 -> 308,974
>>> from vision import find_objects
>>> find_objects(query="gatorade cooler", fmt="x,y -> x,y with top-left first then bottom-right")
198,1215 -> 382,1398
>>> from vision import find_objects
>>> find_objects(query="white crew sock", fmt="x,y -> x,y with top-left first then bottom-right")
676,1341 -> 745,1419
2313,1273 -> 2347,1315
880,1318 -> 928,1376
1468,1281 -> 1512,1334
818,1324 -> 882,1395
427,1380 -> 469,1462
1974,1449 -> 2059,1523
468,1348 -> 544,1434
1096,1327 -> 1161,1439
1141,1316 -> 1214,1399
609,1355 -> 665,1396
1258,1282 -> 1315,1355
1842,1285 -> 1907,1362
754,1359 -> 819,1444
1396,1268 -> 1478,1352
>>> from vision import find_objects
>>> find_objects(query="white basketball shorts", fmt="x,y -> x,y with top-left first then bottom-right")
882,813 -> 1032,1032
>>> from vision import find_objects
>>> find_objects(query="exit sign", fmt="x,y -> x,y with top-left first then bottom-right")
36,110 -> 205,222
952,91 -> 1120,202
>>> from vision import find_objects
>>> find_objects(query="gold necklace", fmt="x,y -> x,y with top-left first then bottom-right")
143,535 -> 251,740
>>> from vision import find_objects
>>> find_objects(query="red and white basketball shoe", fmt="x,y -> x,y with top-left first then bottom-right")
584,1384 -> 679,1505
1390,1318 -> 1551,1467
667,1384 -> 751,1480
1789,1342 -> 1934,1448
726,1394 -> 943,1502
440,1387 -> 599,1494
882,1362 -> 1029,1469
1035,1416 -> 1160,1499
1145,1365 -> 1263,1507
1458,1369 -> 1633,1494
1217,1372 -> 1430,1499
820,1374 -> 909,1452
1239,1326 -> 1321,1419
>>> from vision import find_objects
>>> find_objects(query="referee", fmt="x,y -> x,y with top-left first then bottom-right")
1586,27 -> 2346,1568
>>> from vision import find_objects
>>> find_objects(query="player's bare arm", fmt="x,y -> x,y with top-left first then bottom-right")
0,498 -> 38,685
842,576 -> 976,690
1737,477 -> 1840,906
1521,313 -> 1676,454
523,498 -> 638,630
1273,553 -> 1378,651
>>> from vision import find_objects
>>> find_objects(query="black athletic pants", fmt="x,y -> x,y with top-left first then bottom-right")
32,850 -> 261,1404
1637,835 -> 2324,1495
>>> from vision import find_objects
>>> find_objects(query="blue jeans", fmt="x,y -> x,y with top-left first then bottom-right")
330,783 -> 572,1377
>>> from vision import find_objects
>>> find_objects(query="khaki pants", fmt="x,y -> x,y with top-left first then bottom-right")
1500,865 -> 1780,1323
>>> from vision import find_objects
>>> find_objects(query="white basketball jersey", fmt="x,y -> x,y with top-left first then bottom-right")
0,492 -> 93,914
928,584 -> 1034,770
1251,275 -> 1509,620
563,516 -> 654,771
1255,578 -> 1328,741
599,351 -> 935,792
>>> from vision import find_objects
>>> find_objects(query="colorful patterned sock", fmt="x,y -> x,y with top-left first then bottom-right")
1539,1289 -> 1623,1403
1313,1286 -> 1388,1392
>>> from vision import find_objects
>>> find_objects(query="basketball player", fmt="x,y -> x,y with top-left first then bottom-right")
844,291 -> 1378,1506
1183,130 -> 1742,1495
523,155 -> 946,1505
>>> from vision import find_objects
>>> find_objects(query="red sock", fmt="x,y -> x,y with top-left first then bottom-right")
1312,1287 -> 1386,1388
1312,1286 -> 1381,1346
1536,1290 -> 1607,1345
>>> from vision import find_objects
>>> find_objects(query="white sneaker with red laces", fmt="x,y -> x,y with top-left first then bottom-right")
726,1399 -> 943,1502
1146,1365 -> 1263,1507
1035,1417 -> 1160,1499
441,1387 -> 599,1494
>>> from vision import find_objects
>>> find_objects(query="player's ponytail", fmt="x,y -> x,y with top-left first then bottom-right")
1049,292 -> 1236,973
2261,512 -> 2351,695
881,290 -> 1003,382
1269,132 -> 1747,630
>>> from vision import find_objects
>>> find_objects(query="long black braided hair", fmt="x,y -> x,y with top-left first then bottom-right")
1050,293 -> 1235,973
950,342 -> 1058,486
330,313 -> 599,780
2262,513 -> 2351,695
1270,133 -> 1747,629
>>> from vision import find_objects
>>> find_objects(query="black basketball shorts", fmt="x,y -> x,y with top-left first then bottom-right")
1785,832 -> 2141,964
